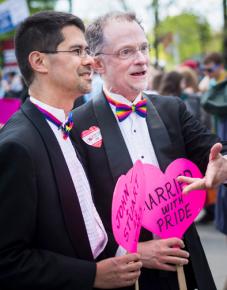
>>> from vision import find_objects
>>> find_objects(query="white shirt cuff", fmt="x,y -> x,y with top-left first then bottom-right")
115,246 -> 127,256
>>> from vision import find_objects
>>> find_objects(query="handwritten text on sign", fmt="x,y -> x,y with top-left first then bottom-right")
112,160 -> 145,253
142,159 -> 206,238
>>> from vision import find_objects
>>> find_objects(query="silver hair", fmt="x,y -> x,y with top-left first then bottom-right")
85,11 -> 144,55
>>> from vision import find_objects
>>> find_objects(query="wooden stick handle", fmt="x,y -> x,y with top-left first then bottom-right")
135,279 -> 139,290
177,265 -> 188,290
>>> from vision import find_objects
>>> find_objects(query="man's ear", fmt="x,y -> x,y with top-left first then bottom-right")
28,51 -> 48,73
93,57 -> 105,74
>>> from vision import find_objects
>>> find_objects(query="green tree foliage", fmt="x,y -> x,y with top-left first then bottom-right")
155,12 -> 212,63
27,0 -> 57,14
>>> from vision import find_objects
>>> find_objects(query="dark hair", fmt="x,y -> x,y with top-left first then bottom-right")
85,11 -> 143,55
178,67 -> 198,92
203,52 -> 223,65
151,71 -> 165,92
159,71 -> 183,97
15,11 -> 85,86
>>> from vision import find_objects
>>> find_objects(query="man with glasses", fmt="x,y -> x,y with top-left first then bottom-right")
199,52 -> 227,92
0,11 -> 142,290
72,11 -> 227,290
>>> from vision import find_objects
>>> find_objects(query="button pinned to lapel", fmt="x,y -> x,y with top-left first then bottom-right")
81,126 -> 102,148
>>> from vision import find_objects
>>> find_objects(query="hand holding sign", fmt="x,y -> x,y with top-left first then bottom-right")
141,158 -> 206,290
112,160 -> 145,253
94,253 -> 142,289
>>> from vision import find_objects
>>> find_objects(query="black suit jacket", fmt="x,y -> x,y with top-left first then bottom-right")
0,100 -> 100,290
72,92 -> 224,290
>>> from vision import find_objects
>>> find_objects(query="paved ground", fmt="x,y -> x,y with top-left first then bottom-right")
197,223 -> 227,290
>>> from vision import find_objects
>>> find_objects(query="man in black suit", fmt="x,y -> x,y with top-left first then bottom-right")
72,11 -> 227,290
0,11 -> 142,290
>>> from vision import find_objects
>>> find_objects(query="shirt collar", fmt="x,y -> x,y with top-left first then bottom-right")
103,86 -> 142,106
30,96 -> 67,123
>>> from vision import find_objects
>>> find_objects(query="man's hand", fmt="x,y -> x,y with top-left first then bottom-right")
94,253 -> 142,289
178,143 -> 227,193
137,238 -> 189,271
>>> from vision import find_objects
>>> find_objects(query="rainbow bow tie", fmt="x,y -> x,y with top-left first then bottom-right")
34,104 -> 74,140
106,96 -> 147,122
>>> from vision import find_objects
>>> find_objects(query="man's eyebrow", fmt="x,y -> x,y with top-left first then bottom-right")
69,44 -> 89,49
118,42 -> 149,48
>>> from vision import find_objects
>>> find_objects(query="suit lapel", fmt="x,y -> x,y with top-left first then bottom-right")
21,100 -> 93,260
93,92 -> 173,178
144,94 -> 173,171
93,93 -> 133,182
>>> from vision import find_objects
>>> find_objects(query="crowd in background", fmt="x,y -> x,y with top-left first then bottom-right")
0,70 -> 28,101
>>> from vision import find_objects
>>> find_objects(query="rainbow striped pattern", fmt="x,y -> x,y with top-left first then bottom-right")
34,104 -> 74,140
106,95 -> 147,122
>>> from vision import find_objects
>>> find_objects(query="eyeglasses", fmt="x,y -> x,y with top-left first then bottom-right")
39,47 -> 91,58
95,43 -> 150,59
202,64 -> 220,73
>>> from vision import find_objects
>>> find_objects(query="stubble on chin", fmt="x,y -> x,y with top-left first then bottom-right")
78,80 -> 92,95
130,81 -> 148,94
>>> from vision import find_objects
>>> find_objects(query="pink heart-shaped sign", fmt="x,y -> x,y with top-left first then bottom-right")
81,126 -> 102,148
142,158 -> 206,238
112,160 -> 145,253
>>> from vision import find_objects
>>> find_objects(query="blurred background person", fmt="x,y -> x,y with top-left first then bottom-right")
159,70 -> 182,97
159,70 -> 202,124
178,66 -> 211,130
198,52 -> 227,225
144,62 -> 164,94
199,52 -> 227,93
151,71 -> 165,93
3,71 -> 24,98
178,66 -> 199,95
181,59 -> 202,82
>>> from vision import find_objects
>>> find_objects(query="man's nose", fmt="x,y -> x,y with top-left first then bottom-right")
81,54 -> 95,66
133,50 -> 148,64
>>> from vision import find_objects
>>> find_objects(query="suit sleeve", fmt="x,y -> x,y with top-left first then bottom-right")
178,99 -> 227,172
0,141 -> 96,290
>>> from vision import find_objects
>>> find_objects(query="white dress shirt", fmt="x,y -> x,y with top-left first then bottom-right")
103,87 -> 160,167
103,88 -> 160,254
30,97 -> 108,259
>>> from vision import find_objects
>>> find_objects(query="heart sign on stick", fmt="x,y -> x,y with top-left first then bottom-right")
142,158 -> 206,239
112,160 -> 145,253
